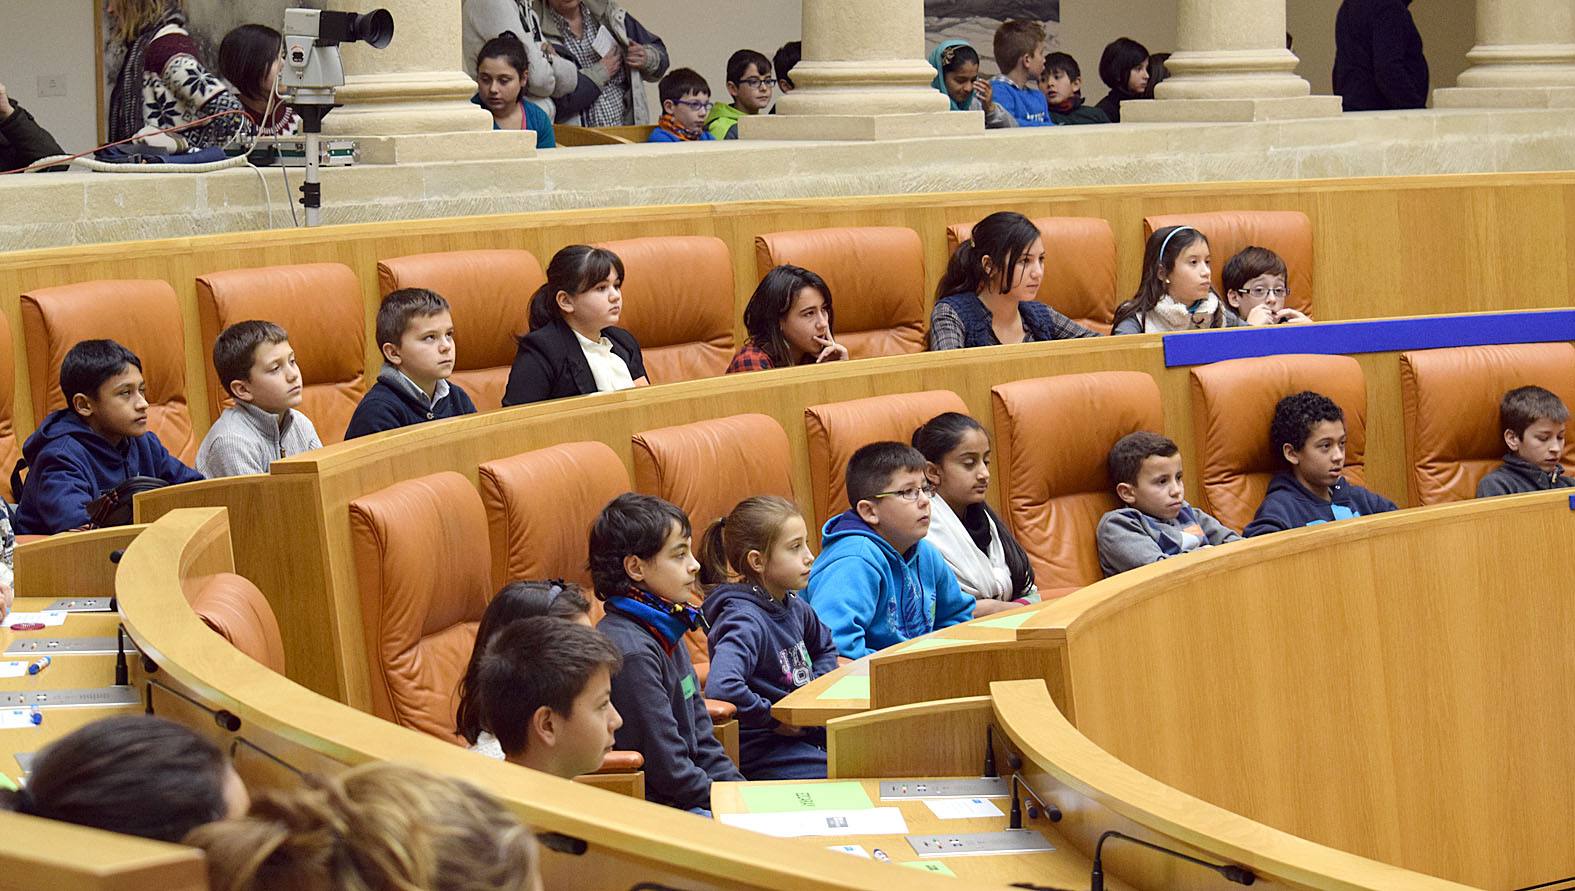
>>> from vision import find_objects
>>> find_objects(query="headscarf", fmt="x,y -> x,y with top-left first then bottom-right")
927,39 -> 973,112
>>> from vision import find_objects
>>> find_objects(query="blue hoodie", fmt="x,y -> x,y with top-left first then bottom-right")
805,511 -> 974,659
989,75 -> 1055,127
1243,472 -> 1398,537
701,583 -> 839,780
16,409 -> 202,535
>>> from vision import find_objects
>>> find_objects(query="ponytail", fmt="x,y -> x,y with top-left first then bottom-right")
524,245 -> 625,334
936,211 -> 1044,302
698,496 -> 801,592
527,282 -> 561,332
697,516 -> 732,588
935,240 -> 984,301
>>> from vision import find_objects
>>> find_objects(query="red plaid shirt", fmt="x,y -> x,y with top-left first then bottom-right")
725,341 -> 776,373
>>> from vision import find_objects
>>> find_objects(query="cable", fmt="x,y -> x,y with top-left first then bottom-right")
0,107 -> 249,175
245,157 -> 276,229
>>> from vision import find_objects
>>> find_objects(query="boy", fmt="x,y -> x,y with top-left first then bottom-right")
195,320 -> 322,478
1097,431 -> 1239,576
591,493 -> 742,813
805,441 -> 974,659
1476,386 -> 1574,497
990,20 -> 1054,127
344,288 -> 476,440
473,616 -> 625,779
704,50 -> 773,140
648,68 -> 716,143
773,41 -> 801,95
1042,51 -> 1110,125
15,339 -> 203,535
1244,391 -> 1397,536
1221,246 -> 1312,325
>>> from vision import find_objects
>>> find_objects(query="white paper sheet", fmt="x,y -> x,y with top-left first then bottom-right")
5,611 -> 67,627
719,807 -> 908,838
0,709 -> 41,730
924,797 -> 1005,820
825,844 -> 871,858
0,661 -> 29,679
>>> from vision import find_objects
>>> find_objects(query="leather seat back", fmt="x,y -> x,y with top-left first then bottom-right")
0,311 -> 21,500
633,413 -> 796,536
597,236 -> 734,384
947,217 -> 1118,332
1143,210 -> 1314,316
188,572 -> 287,674
755,227 -> 926,358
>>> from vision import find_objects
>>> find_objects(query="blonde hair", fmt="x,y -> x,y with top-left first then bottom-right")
186,762 -> 538,891
111,0 -> 184,42
698,495 -> 802,589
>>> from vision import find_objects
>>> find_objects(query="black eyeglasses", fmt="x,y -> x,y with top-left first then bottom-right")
734,77 -> 778,89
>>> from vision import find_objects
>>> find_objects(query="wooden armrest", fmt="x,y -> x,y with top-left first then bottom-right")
596,749 -> 645,772
705,698 -> 737,723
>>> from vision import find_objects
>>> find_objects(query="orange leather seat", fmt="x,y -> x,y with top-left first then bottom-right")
632,413 -> 796,535
1399,343 -> 1575,505
1143,210 -> 1314,316
803,390 -> 969,529
0,311 -> 21,500
1189,354 -> 1369,532
947,217 -> 1118,333
349,471 -> 491,743
991,371 -> 1163,594
189,572 -> 287,674
21,280 -> 198,463
196,263 -> 367,444
755,227 -> 926,358
377,250 -> 543,411
596,236 -> 734,384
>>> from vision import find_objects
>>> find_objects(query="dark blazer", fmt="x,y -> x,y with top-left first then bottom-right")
1333,0 -> 1429,111
0,101 -> 66,171
502,316 -> 647,406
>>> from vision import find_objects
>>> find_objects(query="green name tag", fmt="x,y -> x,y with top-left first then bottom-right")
681,674 -> 697,699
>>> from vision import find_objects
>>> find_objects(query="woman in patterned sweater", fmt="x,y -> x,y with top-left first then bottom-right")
106,0 -> 252,152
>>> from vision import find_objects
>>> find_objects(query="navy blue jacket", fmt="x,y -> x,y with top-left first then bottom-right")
1244,472 -> 1398,537
16,409 -> 202,535
598,608 -> 742,810
343,366 -> 477,440
701,584 -> 839,780
1476,453 -> 1575,498
1333,0 -> 1429,111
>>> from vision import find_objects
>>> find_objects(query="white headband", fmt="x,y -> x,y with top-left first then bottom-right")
1157,225 -> 1195,262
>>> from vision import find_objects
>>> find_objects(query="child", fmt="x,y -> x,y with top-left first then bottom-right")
503,245 -> 649,405
1042,51 -> 1109,125
344,289 -> 477,439
469,616 -> 624,779
698,496 -> 839,780
15,339 -> 203,535
216,25 -> 300,136
990,20 -> 1054,127
590,493 -> 742,813
1111,225 -> 1246,334
931,211 -> 1100,350
649,68 -> 716,142
473,33 -> 557,149
1476,386 -> 1574,497
1221,246 -> 1313,326
805,442 -> 975,659
196,320 -> 323,478
1245,391 -> 1398,536
727,265 -> 848,373
928,40 -> 1016,129
0,715 -> 248,842
705,50 -> 773,140
773,41 -> 801,94
1096,431 -> 1240,576
1095,37 -> 1151,123
912,413 -> 1037,612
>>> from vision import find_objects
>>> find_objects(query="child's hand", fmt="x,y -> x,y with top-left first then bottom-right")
1245,304 -> 1277,326
1274,308 -> 1313,325
772,721 -> 806,737
541,41 -> 556,59
973,77 -> 993,111
600,46 -> 624,77
624,42 -> 648,70
0,83 -> 13,122
813,335 -> 848,363
0,581 -> 12,621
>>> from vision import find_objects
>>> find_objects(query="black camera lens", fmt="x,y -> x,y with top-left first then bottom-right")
350,9 -> 393,49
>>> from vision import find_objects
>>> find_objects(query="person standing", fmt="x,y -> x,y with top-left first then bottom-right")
1333,0 -> 1430,111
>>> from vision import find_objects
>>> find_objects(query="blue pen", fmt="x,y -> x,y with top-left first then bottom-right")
27,656 -> 50,676
28,706 -> 42,726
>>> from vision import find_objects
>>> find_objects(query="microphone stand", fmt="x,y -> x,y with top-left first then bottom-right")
1090,830 -> 1255,891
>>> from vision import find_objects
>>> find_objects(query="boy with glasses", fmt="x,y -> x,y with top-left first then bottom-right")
705,49 -> 775,140
1222,246 -> 1313,325
805,441 -> 974,659
648,68 -> 716,142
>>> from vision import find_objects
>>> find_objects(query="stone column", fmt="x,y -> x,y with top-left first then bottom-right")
319,0 -> 493,137
739,0 -> 980,141
1123,0 -> 1341,123
1434,0 -> 1575,107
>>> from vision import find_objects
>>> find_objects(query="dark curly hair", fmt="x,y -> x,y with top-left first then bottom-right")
1270,391 -> 1345,458
587,493 -> 692,599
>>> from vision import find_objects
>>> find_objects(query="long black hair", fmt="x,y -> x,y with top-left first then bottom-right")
742,265 -> 834,367
935,211 -> 1043,301
527,245 -> 625,332
1110,225 -> 1216,333
911,412 -> 1035,599
455,580 -> 592,744
217,24 -> 282,103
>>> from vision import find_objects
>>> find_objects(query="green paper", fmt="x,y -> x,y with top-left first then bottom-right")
0,772 -> 16,792
974,611 -> 1035,629
817,674 -> 871,701
900,637 -> 972,652
739,781 -> 873,813
900,861 -> 958,877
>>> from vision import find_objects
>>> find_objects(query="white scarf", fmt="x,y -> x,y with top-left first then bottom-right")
926,496 -> 1013,601
1140,292 -> 1222,332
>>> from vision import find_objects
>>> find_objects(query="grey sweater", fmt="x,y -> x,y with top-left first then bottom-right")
1097,503 -> 1240,577
1476,453 -> 1575,498
195,401 -> 322,478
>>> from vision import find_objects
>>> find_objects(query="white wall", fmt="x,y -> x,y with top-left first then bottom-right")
2,0 -> 99,153
1055,1 -> 1177,99
619,0 -> 802,113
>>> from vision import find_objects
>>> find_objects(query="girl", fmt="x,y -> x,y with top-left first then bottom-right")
106,0 -> 252,151
913,413 -> 1038,615
1112,225 -> 1248,334
216,24 -> 299,137
464,0 -> 579,120
927,40 -> 1015,130
699,496 -> 839,780
1095,36 -> 1151,123
473,33 -> 558,149
1221,245 -> 1313,325
502,244 -> 649,406
728,265 -> 848,373
456,579 -> 594,759
930,211 -> 1100,350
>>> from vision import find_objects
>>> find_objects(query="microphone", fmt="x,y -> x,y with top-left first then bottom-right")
1008,771 -> 1061,828
1090,830 -> 1255,891
114,625 -> 128,687
108,548 -> 124,613
984,723 -> 997,777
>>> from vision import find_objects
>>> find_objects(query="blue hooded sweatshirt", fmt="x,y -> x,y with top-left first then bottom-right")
701,583 -> 839,780
16,409 -> 203,535
805,511 -> 974,659
1243,471 -> 1398,538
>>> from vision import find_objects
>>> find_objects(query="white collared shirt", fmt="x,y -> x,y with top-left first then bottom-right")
571,327 -> 635,393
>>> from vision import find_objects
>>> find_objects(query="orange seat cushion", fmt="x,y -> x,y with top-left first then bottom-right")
189,571 -> 286,674
632,413 -> 796,536
597,236 -> 734,384
0,311 -> 21,500
755,227 -> 926,359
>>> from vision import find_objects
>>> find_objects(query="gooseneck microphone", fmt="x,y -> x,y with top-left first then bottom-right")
1007,771 -> 1062,828
1090,830 -> 1255,891
984,723 -> 998,777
